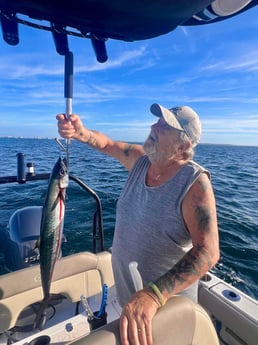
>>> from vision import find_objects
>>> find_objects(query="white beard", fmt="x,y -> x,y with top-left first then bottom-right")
143,137 -> 167,164
143,136 -> 157,156
143,135 -> 179,164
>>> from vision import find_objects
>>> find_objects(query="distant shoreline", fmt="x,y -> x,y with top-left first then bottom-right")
0,137 -> 257,148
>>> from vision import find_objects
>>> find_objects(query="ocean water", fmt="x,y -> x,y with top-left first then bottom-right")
0,138 -> 257,300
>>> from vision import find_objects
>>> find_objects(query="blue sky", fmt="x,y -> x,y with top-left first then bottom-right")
0,6 -> 258,145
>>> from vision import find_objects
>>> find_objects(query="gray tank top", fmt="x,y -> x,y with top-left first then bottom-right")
112,155 -> 209,306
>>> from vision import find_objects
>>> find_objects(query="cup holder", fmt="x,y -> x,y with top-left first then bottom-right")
200,273 -> 212,282
222,289 -> 241,302
28,335 -> 51,345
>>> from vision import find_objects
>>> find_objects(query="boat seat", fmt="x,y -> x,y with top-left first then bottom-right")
9,206 -> 42,243
0,251 -> 114,333
71,296 -> 219,345
8,206 -> 66,268
8,206 -> 42,268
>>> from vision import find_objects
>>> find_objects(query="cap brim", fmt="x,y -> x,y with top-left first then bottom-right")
150,103 -> 183,131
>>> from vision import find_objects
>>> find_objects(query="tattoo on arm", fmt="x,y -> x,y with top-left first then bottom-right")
192,178 -> 213,233
124,144 -> 133,157
195,206 -> 212,233
87,131 -> 98,146
197,177 -> 209,192
154,245 -> 212,294
155,176 -> 216,296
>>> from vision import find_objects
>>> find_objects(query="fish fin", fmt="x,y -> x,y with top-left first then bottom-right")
50,189 -> 65,212
59,189 -> 66,203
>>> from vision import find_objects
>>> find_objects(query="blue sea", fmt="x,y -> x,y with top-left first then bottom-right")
0,138 -> 257,300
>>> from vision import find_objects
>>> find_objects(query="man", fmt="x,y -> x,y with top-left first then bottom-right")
57,103 -> 219,345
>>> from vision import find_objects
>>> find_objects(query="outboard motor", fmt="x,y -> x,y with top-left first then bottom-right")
8,206 -> 42,269
8,206 -> 66,271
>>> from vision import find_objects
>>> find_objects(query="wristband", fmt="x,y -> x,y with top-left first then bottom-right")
148,282 -> 166,306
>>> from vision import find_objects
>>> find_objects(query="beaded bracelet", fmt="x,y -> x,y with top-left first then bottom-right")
148,282 -> 166,306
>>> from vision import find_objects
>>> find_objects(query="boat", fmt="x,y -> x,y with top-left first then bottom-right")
0,149 -> 257,345
0,1 -> 258,345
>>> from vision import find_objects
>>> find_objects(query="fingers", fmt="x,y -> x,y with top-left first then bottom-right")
120,290 -> 159,345
56,113 -> 76,139
120,314 -> 130,345
120,313 -> 147,345
56,113 -> 77,122
120,312 -> 151,345
56,113 -> 66,121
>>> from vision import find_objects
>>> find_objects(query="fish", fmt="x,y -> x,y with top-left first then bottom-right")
33,157 -> 69,330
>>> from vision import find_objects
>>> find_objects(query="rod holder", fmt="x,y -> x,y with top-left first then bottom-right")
91,36 -> 108,63
17,153 -> 26,184
0,12 -> 19,45
52,24 -> 69,55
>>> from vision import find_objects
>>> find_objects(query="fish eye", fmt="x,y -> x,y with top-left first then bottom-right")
60,168 -> 66,175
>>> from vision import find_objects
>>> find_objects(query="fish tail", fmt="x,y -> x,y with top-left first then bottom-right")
33,293 -> 64,330
33,296 -> 49,330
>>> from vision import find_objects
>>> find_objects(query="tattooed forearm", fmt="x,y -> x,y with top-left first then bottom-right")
154,244 -> 212,295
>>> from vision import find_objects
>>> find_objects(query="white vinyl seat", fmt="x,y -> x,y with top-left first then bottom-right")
0,251 -> 115,333
71,295 -> 220,345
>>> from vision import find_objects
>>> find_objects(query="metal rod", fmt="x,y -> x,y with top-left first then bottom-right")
64,51 -> 74,165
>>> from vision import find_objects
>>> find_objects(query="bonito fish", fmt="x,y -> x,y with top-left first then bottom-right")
34,157 -> 69,329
